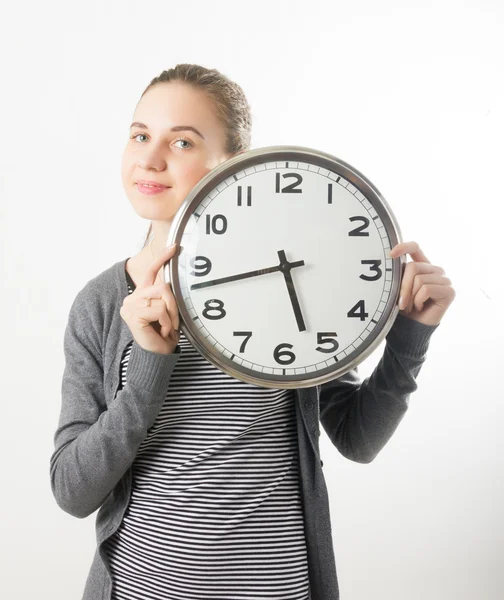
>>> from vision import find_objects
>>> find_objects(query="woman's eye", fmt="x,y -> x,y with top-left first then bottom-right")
174,137 -> 193,149
130,133 -> 193,149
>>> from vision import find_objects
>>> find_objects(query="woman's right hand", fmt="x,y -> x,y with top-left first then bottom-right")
120,244 -> 181,355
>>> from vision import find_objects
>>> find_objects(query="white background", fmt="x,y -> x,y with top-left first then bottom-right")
1,1 -> 502,598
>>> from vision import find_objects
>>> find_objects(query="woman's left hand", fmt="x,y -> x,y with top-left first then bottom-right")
389,241 -> 456,327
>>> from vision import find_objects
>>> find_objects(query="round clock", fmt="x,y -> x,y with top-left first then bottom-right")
164,145 -> 405,389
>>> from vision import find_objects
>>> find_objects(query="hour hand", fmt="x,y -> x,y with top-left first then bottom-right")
277,250 -> 306,332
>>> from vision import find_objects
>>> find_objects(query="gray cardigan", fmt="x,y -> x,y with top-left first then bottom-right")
49,257 -> 439,600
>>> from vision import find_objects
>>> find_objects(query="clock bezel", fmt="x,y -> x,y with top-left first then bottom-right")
165,145 -> 405,389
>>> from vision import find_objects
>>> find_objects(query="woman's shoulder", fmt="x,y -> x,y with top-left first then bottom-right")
69,258 -> 125,320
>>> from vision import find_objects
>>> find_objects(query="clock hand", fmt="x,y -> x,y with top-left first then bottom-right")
277,249 -> 306,333
190,259 -> 304,290
190,249 -> 307,333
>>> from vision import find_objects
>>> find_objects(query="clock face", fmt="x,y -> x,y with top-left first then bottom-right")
167,146 -> 402,389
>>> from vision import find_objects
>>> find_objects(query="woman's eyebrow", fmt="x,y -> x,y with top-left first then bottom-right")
129,122 -> 205,140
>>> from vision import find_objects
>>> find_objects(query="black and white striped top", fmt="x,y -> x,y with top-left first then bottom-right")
101,267 -> 311,599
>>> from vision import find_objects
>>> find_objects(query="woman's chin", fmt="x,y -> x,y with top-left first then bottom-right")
130,203 -> 177,220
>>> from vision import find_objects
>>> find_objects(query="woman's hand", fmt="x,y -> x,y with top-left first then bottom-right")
120,244 -> 181,355
389,241 -> 456,327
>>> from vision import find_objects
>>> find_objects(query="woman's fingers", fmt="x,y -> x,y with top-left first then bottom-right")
141,243 -> 178,288
136,282 -> 180,331
390,241 -> 430,264
156,303 -> 173,340
400,263 -> 447,312
159,286 -> 180,331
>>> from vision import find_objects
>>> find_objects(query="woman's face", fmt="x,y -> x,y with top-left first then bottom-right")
122,82 -> 235,224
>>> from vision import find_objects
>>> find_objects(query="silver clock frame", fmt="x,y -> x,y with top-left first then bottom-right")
165,145 -> 405,389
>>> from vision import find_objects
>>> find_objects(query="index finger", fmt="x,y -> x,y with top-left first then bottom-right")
141,243 -> 178,288
390,241 -> 430,264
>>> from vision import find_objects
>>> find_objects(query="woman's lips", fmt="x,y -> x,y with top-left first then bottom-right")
136,183 -> 171,195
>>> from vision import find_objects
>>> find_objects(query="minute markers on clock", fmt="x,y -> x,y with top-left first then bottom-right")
190,249 -> 308,332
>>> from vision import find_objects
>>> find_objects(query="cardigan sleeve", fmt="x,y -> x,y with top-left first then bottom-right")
319,312 -> 439,464
49,285 -> 181,519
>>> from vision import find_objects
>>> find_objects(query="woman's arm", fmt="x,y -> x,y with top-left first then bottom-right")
319,313 -> 439,464
49,289 -> 181,519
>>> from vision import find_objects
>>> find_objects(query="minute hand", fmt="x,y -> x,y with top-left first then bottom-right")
190,260 -> 304,290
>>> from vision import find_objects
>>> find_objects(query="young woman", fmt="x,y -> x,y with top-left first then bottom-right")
50,64 -> 455,600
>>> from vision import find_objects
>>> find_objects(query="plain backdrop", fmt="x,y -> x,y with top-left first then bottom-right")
1,1 -> 502,599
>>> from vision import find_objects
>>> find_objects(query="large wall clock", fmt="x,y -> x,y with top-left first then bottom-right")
164,145 -> 405,389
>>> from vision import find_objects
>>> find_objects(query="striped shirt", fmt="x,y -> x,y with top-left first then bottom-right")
101,267 -> 311,599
